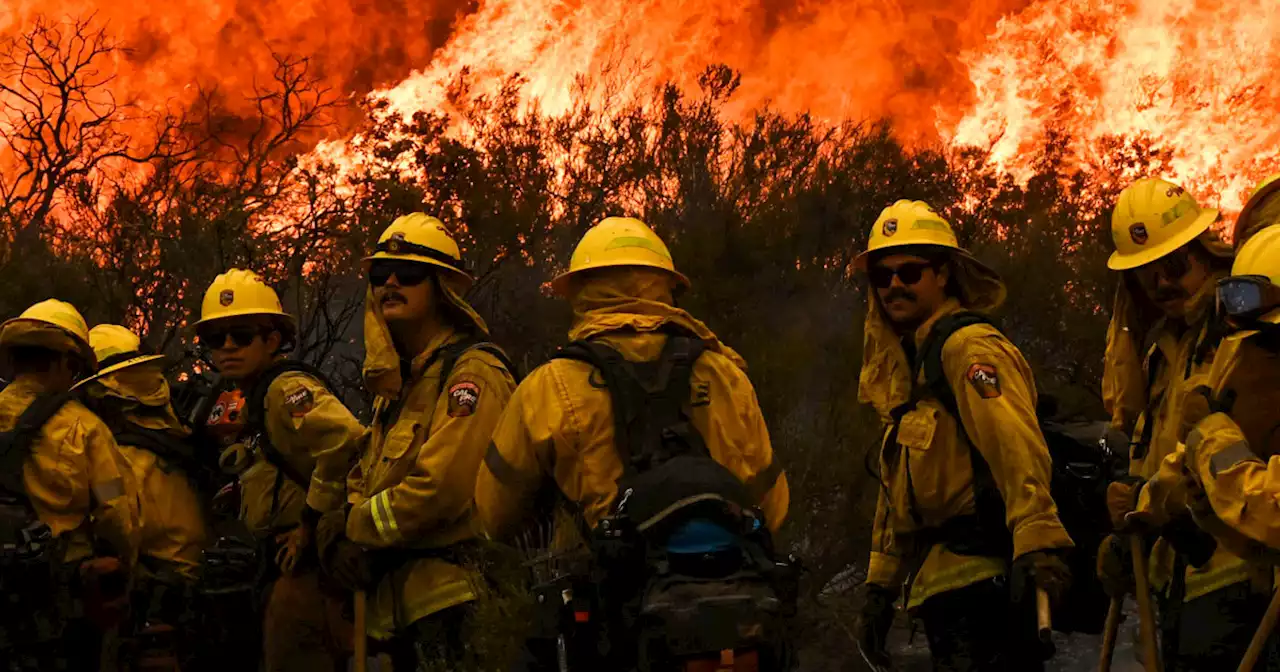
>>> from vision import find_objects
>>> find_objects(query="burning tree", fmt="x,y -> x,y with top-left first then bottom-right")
0,16 -> 186,248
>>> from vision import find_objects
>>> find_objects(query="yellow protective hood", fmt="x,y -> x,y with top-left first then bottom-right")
362,281 -> 490,400
857,250 -> 1006,420
1102,248 -> 1230,432
82,365 -> 187,431
567,269 -> 748,370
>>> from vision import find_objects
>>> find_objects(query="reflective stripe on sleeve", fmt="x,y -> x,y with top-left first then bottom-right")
91,478 -> 125,504
1210,442 -> 1260,479
371,490 -> 401,543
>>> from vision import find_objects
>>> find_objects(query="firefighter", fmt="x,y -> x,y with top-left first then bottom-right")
852,201 -> 1072,671
314,213 -> 517,670
1176,224 -> 1280,550
1130,223 -> 1280,561
75,324 -> 211,670
194,269 -> 365,672
1094,178 -> 1263,669
475,217 -> 790,670
0,300 -> 141,669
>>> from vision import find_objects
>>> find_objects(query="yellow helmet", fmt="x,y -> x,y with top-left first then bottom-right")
76,324 -> 166,385
363,213 -> 473,290
0,299 -> 96,367
550,217 -> 690,295
1234,174 -> 1280,246
1108,178 -> 1219,271
194,269 -> 294,329
1223,225 -> 1280,324
855,200 -> 962,269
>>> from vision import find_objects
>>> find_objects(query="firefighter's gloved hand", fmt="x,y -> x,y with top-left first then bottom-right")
211,481 -> 240,518
1012,550 -> 1071,605
1095,534 -> 1133,598
80,556 -> 130,629
855,583 -> 896,670
327,539 -> 371,592
275,524 -> 312,576
1161,514 -> 1218,568
1107,479 -> 1145,530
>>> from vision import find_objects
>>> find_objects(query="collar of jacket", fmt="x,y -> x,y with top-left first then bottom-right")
910,298 -> 967,350
406,325 -> 464,381
6,376 -> 52,397
363,272 -> 487,400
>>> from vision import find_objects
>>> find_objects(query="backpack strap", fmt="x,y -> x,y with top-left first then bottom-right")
244,360 -> 332,492
916,311 -> 997,419
0,392 -> 76,500
553,331 -> 708,480
893,311 -> 1012,556
436,340 -> 521,394
112,425 -> 198,474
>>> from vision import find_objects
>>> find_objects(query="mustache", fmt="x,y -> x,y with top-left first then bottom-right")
1152,287 -> 1186,303
380,291 -> 407,304
883,288 -> 917,303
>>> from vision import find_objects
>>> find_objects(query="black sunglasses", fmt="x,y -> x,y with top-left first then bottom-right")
198,325 -> 266,349
869,262 -> 936,289
368,260 -> 434,288
1139,248 -> 1193,282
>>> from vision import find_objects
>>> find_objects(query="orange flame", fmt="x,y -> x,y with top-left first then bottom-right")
945,0 -> 1280,212
4,0 -> 1280,215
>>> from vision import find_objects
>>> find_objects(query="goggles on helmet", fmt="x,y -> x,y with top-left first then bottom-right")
1217,275 -> 1280,320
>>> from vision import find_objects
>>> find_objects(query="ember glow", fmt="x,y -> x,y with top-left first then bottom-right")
3,0 -> 1279,212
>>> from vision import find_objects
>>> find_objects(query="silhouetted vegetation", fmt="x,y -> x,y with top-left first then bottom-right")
0,17 -> 1177,671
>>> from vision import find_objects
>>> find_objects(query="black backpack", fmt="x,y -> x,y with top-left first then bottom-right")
551,332 -> 795,671
890,311 -> 1119,635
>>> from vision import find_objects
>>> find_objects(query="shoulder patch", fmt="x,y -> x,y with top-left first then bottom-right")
448,381 -> 481,417
284,387 -> 314,418
965,363 -> 1002,399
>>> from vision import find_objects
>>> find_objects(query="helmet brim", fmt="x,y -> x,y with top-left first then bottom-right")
1107,208 -> 1220,271
72,354 -> 167,390
192,310 -> 298,331
550,263 -> 691,297
0,318 -> 97,369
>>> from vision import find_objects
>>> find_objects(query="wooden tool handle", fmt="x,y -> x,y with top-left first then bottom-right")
1037,587 -> 1053,641
354,589 -> 368,672
1238,587 -> 1280,672
1129,535 -> 1163,672
1099,596 -> 1123,672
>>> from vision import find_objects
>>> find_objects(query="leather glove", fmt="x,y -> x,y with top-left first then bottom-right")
327,538 -> 372,591
80,556 -> 130,629
1161,514 -> 1218,568
855,584 -> 897,671
1107,479 -> 1145,531
1095,534 -> 1133,598
275,523 -> 313,576
1012,549 -> 1072,605
211,481 -> 240,518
